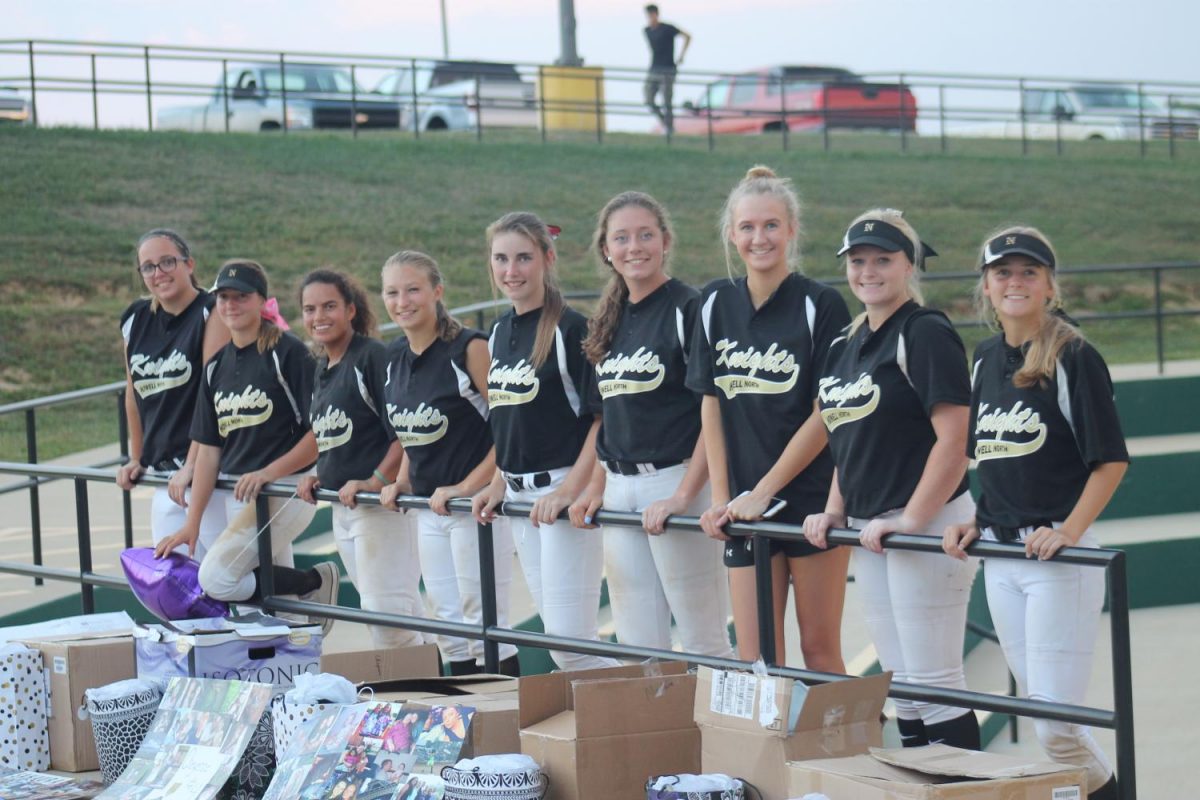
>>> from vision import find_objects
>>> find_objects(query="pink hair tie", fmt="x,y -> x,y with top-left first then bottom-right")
260,297 -> 290,330
548,224 -> 562,240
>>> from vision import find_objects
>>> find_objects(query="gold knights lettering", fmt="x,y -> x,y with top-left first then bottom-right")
818,374 -> 881,431
387,402 -> 449,446
488,359 -> 540,406
312,405 -> 353,452
130,349 -> 192,397
213,386 -> 273,436
973,401 -> 1048,459
596,347 -> 666,396
712,339 -> 799,398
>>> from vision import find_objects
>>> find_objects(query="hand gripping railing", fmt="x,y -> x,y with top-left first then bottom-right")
0,462 -> 1137,799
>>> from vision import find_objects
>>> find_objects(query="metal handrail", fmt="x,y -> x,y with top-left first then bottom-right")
0,462 -> 1139,798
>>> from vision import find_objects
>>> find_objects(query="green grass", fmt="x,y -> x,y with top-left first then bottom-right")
1,126 -> 1199,460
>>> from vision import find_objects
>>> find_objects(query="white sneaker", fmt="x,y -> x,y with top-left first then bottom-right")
301,561 -> 341,637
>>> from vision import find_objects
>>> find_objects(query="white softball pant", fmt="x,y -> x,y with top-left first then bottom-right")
332,503 -> 425,649
509,475 -> 620,671
197,492 -> 315,602
146,471 -> 228,560
984,528 -> 1112,792
851,491 -> 979,726
602,464 -> 733,658
416,508 -> 519,665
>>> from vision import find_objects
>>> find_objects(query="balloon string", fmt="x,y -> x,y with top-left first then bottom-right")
225,490 -> 301,567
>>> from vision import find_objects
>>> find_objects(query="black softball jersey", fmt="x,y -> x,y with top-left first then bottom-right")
592,279 -> 701,465
121,292 -> 216,470
686,273 -> 850,522
190,331 -> 316,476
969,334 -> 1129,531
818,302 -> 971,519
385,329 -> 493,497
310,334 -> 394,490
486,306 -> 600,475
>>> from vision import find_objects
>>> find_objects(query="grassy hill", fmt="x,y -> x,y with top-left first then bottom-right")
2,127 -> 1198,458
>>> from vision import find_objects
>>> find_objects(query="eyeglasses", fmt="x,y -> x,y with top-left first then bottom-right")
137,256 -> 183,276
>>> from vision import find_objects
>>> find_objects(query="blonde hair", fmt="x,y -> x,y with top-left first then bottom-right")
719,165 -> 803,279
843,208 -> 926,336
974,225 -> 1081,388
382,251 -> 463,344
582,192 -> 674,364
486,212 -> 563,369
217,259 -> 281,353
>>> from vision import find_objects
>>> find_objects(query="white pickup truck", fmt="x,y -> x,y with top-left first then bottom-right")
976,84 -> 1199,142
157,62 -> 400,132
372,60 -> 537,132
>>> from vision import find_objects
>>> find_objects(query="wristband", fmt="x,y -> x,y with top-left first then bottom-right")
373,469 -> 390,485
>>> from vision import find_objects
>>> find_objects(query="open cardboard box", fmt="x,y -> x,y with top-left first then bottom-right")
786,743 -> 1088,799
17,629 -> 135,772
693,665 -> 892,800
520,662 -> 700,800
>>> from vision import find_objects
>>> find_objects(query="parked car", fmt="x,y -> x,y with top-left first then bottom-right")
157,62 -> 400,132
673,66 -> 918,135
978,84 -> 1199,141
373,60 -> 537,132
0,87 -> 32,125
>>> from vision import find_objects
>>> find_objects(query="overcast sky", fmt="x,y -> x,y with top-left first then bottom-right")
6,0 -> 1197,128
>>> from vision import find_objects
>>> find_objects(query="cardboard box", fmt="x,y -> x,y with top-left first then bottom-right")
319,643 -> 440,683
370,674 -> 520,757
17,633 -> 135,772
786,744 -> 1088,799
693,666 -> 891,800
133,615 -> 321,695
520,662 -> 700,800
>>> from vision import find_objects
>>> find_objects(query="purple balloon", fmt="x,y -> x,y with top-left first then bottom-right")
120,548 -> 229,621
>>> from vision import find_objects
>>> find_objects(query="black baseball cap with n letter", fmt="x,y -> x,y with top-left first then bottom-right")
980,233 -> 1056,271
212,262 -> 268,298
836,218 -> 938,271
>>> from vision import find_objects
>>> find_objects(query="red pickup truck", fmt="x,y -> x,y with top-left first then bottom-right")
673,66 -> 917,135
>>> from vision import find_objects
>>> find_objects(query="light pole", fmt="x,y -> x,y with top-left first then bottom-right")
440,0 -> 450,58
557,0 -> 581,66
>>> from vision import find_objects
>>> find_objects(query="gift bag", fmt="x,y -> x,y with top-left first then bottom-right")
84,678 -> 162,784
221,706 -> 276,800
269,672 -> 358,757
0,644 -> 50,771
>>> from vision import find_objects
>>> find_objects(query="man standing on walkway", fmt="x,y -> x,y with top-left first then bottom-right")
643,4 -> 691,133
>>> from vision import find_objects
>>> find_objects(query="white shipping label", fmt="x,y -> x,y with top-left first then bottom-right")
53,656 -> 67,674
42,668 -> 53,719
1052,788 -> 1082,800
757,677 -> 780,729
709,670 -> 757,719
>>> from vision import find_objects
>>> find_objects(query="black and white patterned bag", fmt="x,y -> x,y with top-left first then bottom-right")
220,706 -> 276,800
442,755 -> 548,800
84,679 -> 162,784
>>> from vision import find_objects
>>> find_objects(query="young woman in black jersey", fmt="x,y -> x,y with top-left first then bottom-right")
803,209 -> 980,749
155,260 -> 340,632
568,192 -> 733,658
119,229 -> 230,556
377,251 -> 520,676
687,166 -> 851,668
944,228 -> 1126,798
295,269 -> 425,649
471,212 -> 619,671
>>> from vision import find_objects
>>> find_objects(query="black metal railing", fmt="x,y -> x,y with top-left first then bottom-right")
2,38 -> 1198,159
0,462 -> 1138,799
